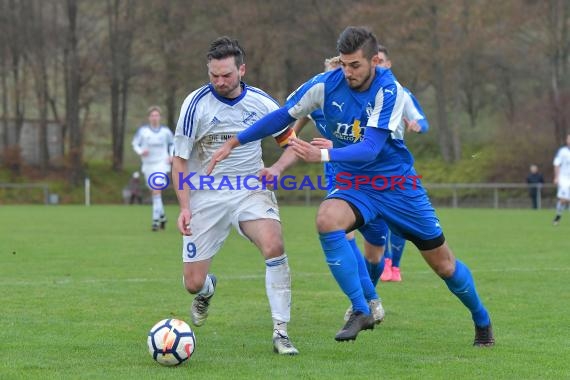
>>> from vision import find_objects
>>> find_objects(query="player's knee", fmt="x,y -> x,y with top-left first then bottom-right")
433,261 -> 455,278
259,239 -> 284,259
316,207 -> 341,232
183,276 -> 205,294
429,250 -> 455,278
364,244 -> 384,263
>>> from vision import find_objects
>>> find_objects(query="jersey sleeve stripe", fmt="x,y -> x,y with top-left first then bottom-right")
188,90 -> 211,137
245,86 -> 280,107
183,85 -> 210,137
182,85 -> 208,134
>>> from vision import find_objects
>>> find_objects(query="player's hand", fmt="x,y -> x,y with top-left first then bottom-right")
554,177 -> 559,185
206,137 -> 240,175
206,145 -> 231,175
259,166 -> 282,189
167,156 -> 173,164
404,117 -> 422,133
311,137 -> 333,149
177,209 -> 192,236
141,149 -> 150,157
289,137 -> 322,163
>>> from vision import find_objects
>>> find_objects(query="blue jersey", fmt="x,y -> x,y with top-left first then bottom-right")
285,67 -> 414,182
309,109 -> 330,139
309,109 -> 336,184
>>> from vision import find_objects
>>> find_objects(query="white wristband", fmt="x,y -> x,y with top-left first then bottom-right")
320,149 -> 330,162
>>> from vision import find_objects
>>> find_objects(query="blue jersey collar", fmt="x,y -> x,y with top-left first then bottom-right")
209,82 -> 247,106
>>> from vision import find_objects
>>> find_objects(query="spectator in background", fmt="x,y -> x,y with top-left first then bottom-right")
526,164 -> 544,209
129,171 -> 143,205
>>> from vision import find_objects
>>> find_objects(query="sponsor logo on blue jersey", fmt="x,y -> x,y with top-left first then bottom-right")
332,119 -> 365,143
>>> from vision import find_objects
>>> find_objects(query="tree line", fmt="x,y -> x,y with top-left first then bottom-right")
0,0 -> 568,184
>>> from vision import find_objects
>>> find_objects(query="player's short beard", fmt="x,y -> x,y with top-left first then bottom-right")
347,70 -> 372,91
216,75 -> 242,98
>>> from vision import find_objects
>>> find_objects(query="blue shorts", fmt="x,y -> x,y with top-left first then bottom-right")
358,217 -> 389,247
324,162 -> 336,194
326,176 -> 442,245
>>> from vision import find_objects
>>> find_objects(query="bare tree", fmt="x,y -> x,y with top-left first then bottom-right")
64,0 -> 83,184
0,0 -> 9,151
7,0 -> 26,140
544,0 -> 570,144
106,0 -> 136,171
25,0 -> 51,171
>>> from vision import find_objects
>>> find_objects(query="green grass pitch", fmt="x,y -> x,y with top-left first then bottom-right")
1,205 -> 569,379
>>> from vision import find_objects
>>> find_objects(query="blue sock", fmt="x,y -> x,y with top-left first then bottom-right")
390,234 -> 406,268
347,238 -> 378,302
319,231 -> 369,314
443,260 -> 490,327
365,256 -> 385,287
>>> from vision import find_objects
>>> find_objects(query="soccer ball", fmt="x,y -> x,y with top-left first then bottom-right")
147,318 -> 196,366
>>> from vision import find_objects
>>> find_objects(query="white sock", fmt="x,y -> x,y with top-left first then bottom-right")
556,200 -> 564,215
197,274 -> 214,297
265,254 -> 291,335
152,194 -> 163,221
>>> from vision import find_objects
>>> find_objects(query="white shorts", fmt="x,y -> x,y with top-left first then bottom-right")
182,189 -> 280,263
141,163 -> 171,190
557,181 -> 570,200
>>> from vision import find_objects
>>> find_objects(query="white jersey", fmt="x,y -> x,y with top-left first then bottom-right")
174,83 -> 283,182
392,89 -> 426,140
132,125 -> 174,166
554,146 -> 570,182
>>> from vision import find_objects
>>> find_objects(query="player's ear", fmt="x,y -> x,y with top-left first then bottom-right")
371,54 -> 380,67
238,64 -> 246,77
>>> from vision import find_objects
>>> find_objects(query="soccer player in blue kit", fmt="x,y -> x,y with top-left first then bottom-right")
207,27 -> 494,346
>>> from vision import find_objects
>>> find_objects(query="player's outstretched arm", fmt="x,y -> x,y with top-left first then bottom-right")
207,107 -> 296,174
311,138 -> 333,149
260,147 -> 299,186
292,116 -> 311,136
172,156 -> 192,236
289,128 -> 390,163
206,136 -> 242,175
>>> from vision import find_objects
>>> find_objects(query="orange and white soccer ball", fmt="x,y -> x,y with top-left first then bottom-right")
147,318 -> 196,366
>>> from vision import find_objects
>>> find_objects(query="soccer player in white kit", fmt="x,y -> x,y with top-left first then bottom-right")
132,106 -> 174,231
171,37 -> 298,355
553,134 -> 570,225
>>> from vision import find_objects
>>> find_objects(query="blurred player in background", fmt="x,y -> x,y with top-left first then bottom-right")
172,37 -> 298,355
374,44 -> 429,284
132,106 -> 173,231
553,134 -> 570,225
208,27 -> 494,347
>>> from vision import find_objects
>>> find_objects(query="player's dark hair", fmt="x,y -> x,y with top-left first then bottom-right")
207,36 -> 245,67
377,44 -> 389,58
337,26 -> 379,60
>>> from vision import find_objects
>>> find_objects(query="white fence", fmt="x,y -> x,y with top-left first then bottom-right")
422,183 -> 554,209
281,183 -> 556,209
0,181 -> 558,208
0,183 -> 50,204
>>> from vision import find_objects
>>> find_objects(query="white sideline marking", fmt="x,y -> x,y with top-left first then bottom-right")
2,267 -> 570,286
